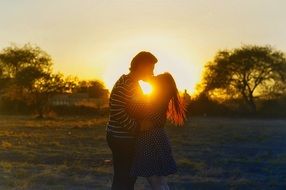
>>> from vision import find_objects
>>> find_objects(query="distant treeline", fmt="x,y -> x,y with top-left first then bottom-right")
0,44 -> 109,118
185,45 -> 286,118
1,44 -> 286,118
186,93 -> 286,118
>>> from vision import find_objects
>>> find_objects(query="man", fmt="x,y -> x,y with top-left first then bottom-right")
106,51 -> 159,190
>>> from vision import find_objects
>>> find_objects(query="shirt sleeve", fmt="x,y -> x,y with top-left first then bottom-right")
109,82 -> 138,132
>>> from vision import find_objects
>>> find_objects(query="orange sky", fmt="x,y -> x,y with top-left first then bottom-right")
1,0 -> 286,94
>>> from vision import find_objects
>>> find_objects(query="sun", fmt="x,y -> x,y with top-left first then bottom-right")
101,33 -> 203,95
139,80 -> 153,95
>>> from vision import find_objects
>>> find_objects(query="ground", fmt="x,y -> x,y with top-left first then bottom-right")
0,115 -> 286,190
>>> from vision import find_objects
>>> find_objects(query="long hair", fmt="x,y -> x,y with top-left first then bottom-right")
156,73 -> 186,126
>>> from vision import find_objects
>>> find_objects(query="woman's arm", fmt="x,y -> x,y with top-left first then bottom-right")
129,96 -> 167,132
125,82 -> 166,131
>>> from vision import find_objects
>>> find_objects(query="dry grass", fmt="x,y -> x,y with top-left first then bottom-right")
0,115 -> 286,189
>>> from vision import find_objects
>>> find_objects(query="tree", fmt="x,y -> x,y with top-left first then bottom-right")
0,43 -> 52,78
0,44 -> 66,117
28,73 -> 68,118
201,45 -> 286,113
76,80 -> 109,98
74,80 -> 109,109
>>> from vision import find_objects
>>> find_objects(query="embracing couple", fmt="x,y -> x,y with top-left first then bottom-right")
106,51 -> 186,190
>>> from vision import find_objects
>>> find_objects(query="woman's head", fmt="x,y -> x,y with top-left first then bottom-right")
155,72 -> 186,126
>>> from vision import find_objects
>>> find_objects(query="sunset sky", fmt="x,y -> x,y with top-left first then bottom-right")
1,0 -> 286,94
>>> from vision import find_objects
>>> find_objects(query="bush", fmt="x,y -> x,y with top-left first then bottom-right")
51,105 -> 109,117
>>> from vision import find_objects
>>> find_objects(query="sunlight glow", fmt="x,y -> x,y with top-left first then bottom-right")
1,1 -> 284,97
100,32 -> 204,95
139,80 -> 153,95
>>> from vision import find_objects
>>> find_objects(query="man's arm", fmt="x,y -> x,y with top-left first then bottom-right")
109,83 -> 139,132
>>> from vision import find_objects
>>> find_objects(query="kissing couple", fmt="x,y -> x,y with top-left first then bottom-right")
106,51 -> 186,190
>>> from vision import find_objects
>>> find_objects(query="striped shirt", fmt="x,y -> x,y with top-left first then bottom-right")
106,74 -> 162,139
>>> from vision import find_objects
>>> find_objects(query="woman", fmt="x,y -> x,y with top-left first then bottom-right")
130,72 -> 186,190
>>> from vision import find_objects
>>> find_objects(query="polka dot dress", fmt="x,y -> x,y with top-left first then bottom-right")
130,127 -> 177,177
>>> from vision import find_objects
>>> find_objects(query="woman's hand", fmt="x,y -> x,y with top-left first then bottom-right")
139,119 -> 154,132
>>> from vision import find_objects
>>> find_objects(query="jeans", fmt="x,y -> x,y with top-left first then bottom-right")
106,133 -> 137,190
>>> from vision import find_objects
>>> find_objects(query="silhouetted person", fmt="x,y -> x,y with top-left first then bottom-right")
129,73 -> 186,189
106,51 -> 160,190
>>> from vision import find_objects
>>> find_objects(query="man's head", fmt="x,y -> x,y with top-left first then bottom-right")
129,51 -> 157,81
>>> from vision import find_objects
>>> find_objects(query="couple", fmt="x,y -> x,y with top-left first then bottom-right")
106,51 -> 186,190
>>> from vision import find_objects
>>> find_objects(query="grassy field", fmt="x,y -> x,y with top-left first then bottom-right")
0,115 -> 286,190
